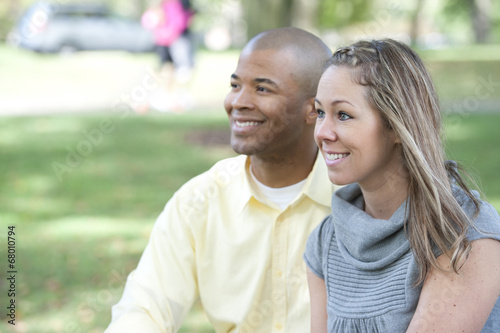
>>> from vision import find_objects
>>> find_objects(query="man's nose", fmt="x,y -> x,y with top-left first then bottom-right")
231,88 -> 255,111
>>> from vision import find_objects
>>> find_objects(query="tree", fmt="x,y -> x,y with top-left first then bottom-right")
468,0 -> 491,43
240,0 -> 295,39
317,0 -> 372,30
240,0 -> 373,41
409,0 -> 425,46
442,0 -> 493,43
0,0 -> 23,40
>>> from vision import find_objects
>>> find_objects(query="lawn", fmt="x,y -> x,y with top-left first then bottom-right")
1,42 -> 500,332
0,112 -> 234,333
0,110 -> 499,332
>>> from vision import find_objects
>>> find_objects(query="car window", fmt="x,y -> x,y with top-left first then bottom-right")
53,11 -> 109,19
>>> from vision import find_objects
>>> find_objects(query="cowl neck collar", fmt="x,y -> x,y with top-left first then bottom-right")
331,183 -> 410,271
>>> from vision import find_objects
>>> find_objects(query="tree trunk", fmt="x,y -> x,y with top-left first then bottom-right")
468,0 -> 491,43
409,0 -> 424,46
292,0 -> 319,34
1,0 -> 22,40
241,0 -> 293,40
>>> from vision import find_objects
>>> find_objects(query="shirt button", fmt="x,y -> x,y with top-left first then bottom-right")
275,323 -> 283,330
276,270 -> 283,278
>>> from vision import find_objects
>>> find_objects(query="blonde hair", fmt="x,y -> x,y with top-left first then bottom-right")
328,39 -> 480,284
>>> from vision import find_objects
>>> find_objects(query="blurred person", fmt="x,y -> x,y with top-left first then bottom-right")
305,39 -> 500,332
105,27 -> 337,332
141,0 -> 195,112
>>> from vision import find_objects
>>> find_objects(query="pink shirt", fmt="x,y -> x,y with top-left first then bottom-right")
141,0 -> 192,46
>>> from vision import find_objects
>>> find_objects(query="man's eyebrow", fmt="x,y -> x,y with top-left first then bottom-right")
230,75 -> 279,88
254,78 -> 278,87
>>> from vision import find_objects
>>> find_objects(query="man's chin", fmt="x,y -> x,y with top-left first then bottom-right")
231,141 -> 260,156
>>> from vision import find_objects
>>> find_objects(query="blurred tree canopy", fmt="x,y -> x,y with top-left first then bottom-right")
1,0 -> 499,46
240,0 -> 372,39
439,0 -> 497,43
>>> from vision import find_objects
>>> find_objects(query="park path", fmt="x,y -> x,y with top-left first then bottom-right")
1,49 -> 499,116
0,49 -> 238,116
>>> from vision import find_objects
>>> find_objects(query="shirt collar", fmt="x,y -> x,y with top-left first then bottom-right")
234,156 -> 255,213
235,152 -> 335,213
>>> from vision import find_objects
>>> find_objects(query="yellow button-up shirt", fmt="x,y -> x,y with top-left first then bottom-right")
106,153 -> 335,333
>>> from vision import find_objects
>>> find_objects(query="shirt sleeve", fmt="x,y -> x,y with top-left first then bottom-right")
303,215 -> 332,280
105,190 -> 200,333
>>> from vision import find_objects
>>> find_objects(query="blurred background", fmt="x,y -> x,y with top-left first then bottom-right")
1,0 -> 499,332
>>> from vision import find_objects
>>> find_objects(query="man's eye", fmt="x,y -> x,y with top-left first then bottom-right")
257,86 -> 269,92
230,83 -> 238,88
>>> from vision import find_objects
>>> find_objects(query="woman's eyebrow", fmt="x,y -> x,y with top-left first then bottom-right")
330,99 -> 354,107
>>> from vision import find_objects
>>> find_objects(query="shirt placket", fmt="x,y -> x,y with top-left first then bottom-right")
271,212 -> 288,332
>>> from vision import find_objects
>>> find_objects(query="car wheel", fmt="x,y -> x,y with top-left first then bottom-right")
58,42 -> 79,55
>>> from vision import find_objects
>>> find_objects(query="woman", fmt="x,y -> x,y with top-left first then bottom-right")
304,39 -> 500,332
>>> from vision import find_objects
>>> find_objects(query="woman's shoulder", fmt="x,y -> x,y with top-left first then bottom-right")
452,184 -> 500,242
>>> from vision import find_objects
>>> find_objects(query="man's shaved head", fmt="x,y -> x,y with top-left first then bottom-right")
241,27 -> 332,97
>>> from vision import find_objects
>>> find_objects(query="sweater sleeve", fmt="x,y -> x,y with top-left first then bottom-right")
451,186 -> 500,242
304,215 -> 333,280
467,199 -> 500,242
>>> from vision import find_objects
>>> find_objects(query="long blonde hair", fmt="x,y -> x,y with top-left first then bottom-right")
327,39 -> 480,284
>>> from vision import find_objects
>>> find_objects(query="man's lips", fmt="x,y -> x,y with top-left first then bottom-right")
234,120 -> 264,128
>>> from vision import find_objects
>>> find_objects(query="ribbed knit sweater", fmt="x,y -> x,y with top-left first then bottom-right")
304,183 -> 500,332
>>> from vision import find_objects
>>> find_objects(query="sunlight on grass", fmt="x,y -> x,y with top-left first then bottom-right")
38,216 -> 152,240
420,44 -> 500,62
1,109 -> 498,332
0,113 -> 231,332
444,113 -> 500,209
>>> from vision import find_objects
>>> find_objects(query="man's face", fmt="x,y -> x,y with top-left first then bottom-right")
224,48 -> 310,158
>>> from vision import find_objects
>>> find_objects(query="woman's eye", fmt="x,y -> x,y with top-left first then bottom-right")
339,112 -> 351,121
256,86 -> 269,92
315,109 -> 325,119
230,82 -> 238,89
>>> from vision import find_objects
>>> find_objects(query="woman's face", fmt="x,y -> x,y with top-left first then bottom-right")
314,65 -> 404,191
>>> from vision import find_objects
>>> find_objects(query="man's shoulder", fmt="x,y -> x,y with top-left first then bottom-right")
177,155 -> 247,193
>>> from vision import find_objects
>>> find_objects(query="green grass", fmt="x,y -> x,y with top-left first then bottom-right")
0,111 -> 499,332
417,45 -> 500,102
1,42 -> 500,332
444,113 -> 500,208
0,112 -> 233,333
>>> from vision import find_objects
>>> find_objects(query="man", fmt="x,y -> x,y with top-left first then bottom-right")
106,27 -> 335,333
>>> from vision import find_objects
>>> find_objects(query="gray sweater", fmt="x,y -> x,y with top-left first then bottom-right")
304,183 -> 500,332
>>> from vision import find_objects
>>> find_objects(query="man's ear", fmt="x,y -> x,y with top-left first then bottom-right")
304,97 -> 317,125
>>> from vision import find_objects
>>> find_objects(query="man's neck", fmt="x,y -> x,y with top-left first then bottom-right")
250,144 -> 318,188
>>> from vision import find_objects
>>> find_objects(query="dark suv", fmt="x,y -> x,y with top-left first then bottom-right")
9,1 -> 155,53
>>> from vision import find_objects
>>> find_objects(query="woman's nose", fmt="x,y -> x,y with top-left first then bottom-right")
314,117 -> 338,144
